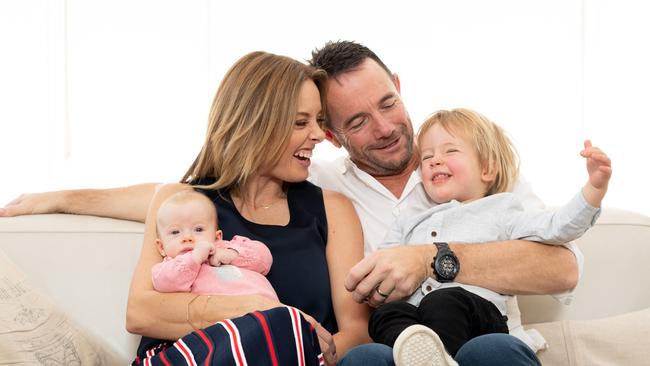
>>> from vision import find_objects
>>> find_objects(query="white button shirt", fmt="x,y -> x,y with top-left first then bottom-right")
311,157 -> 431,255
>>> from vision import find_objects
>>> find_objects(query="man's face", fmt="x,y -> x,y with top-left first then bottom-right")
325,59 -> 415,177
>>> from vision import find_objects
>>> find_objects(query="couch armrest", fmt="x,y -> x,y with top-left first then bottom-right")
519,208 -> 650,324
0,214 -> 144,362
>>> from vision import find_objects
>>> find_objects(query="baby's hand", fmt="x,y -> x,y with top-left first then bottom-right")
581,140 -> 612,189
580,140 -> 612,207
191,241 -> 215,264
209,247 -> 239,266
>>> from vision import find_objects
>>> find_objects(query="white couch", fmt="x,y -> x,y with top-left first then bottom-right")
0,208 -> 648,365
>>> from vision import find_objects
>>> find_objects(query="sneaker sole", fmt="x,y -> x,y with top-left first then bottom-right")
393,325 -> 458,366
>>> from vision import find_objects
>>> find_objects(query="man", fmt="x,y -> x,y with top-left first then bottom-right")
307,41 -> 579,365
1,41 -> 579,365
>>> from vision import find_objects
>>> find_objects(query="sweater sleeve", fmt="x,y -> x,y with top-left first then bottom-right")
506,191 -> 601,244
217,235 -> 273,275
151,252 -> 202,292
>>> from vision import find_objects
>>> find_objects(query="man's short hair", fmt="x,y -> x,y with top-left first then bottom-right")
309,40 -> 392,79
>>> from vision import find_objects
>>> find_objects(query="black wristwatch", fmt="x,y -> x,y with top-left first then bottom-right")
432,242 -> 459,283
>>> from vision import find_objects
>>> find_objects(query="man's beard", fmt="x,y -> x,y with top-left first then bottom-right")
345,125 -> 415,177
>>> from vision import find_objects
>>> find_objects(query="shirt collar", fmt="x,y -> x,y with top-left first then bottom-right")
341,156 -> 355,174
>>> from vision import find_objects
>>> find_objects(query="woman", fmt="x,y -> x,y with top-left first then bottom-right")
126,51 -> 370,365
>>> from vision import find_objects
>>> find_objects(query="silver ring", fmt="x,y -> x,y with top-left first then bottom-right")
376,287 -> 389,298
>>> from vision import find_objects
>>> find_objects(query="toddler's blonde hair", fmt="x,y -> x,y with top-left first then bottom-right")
417,108 -> 519,196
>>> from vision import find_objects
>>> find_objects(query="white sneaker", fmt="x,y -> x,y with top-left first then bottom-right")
392,325 -> 459,366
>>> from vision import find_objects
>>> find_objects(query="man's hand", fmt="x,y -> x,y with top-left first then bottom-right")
0,192 -> 64,217
344,245 -> 433,307
209,247 -> 239,266
300,311 -> 337,365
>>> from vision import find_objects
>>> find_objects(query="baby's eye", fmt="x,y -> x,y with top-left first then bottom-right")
421,155 -> 433,161
195,227 -> 204,233
446,149 -> 459,153
171,230 -> 180,235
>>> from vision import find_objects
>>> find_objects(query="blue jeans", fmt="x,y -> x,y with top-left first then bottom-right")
338,333 -> 540,366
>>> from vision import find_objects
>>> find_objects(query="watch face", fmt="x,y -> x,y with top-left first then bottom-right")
436,254 -> 459,279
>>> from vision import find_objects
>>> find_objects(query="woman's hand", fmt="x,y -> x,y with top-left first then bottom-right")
247,294 -> 285,314
300,311 -> 338,365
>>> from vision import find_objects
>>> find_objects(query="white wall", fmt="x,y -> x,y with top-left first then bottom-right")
1,0 -> 648,216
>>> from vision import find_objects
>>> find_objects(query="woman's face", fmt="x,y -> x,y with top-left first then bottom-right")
268,79 -> 325,182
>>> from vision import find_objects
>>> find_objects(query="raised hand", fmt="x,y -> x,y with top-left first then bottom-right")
580,140 -> 612,207
581,140 -> 612,189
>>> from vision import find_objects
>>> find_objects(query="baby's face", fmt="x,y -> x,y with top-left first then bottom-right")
157,199 -> 218,258
419,124 -> 488,204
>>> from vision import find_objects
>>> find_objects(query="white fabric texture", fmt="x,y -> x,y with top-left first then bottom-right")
0,249 -> 121,365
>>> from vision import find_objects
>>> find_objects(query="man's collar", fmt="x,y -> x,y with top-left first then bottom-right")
342,156 -> 355,174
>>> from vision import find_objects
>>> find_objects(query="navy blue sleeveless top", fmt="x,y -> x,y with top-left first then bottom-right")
136,179 -> 337,356
194,178 -> 337,333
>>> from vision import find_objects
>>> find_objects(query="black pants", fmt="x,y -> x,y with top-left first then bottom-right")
369,287 -> 509,357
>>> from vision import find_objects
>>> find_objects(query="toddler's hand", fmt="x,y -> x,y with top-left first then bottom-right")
580,140 -> 612,207
581,140 -> 612,190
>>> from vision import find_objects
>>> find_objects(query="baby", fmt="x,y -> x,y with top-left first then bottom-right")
152,190 -> 277,301
142,190 -> 323,366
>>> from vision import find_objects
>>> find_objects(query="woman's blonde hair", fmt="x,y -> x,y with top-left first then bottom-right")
182,51 -> 327,197
417,108 -> 519,195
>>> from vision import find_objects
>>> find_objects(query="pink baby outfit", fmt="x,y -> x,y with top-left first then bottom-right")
152,235 -> 278,300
